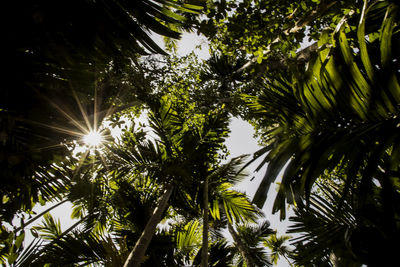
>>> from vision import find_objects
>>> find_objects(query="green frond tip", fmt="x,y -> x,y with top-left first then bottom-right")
176,220 -> 201,250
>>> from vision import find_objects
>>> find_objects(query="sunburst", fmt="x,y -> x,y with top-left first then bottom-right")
28,83 -> 123,173
83,130 -> 104,148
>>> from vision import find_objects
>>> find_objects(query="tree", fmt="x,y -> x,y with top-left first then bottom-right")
201,0 -> 359,75
287,181 -> 362,266
13,180 -> 181,267
98,95 -> 232,266
199,157 -> 268,267
200,155 -> 260,267
1,0 -> 204,224
202,0 -> 400,264
0,155 -> 85,265
7,1 -> 400,266
173,155 -> 263,267
242,0 -> 400,218
287,166 -> 400,266
263,232 -> 293,266
228,220 -> 274,267
10,95 -> 196,266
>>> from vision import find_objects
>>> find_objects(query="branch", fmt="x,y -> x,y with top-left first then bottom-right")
234,1 -> 339,75
14,199 -> 69,233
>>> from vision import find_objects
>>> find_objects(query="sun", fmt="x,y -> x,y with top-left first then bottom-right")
83,130 -> 104,147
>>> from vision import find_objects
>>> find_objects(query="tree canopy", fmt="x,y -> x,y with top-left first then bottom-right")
2,0 -> 400,266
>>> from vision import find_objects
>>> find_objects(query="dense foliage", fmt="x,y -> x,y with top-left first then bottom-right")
1,0 -> 399,266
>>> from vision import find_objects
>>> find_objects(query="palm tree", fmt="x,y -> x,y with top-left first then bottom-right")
244,0 -> 400,219
240,1 -> 400,264
98,97 -> 232,267
199,155 -> 260,267
196,155 -> 266,267
287,181 -> 361,266
263,232 -> 293,266
15,202 -> 179,267
227,222 -> 256,267
201,174 -> 210,267
0,152 -> 95,266
104,106 -> 186,267
11,92 -> 233,266
13,148 -> 187,266
228,220 -> 274,267
170,154 -> 263,267
1,0 -> 204,227
287,167 -> 400,267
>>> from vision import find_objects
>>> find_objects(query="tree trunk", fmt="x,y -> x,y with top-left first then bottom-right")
123,183 -> 174,267
227,221 -> 255,267
329,251 -> 339,267
200,177 -> 209,267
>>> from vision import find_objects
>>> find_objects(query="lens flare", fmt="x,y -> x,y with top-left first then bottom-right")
83,130 -> 103,147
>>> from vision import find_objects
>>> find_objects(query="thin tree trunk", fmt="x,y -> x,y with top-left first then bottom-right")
123,183 -> 174,267
227,221 -> 255,267
200,177 -> 209,267
329,251 -> 339,267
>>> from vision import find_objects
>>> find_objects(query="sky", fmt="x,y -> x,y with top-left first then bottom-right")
225,118 -> 294,267
17,32 -> 295,267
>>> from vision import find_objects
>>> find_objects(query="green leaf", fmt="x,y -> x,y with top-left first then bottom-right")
15,231 -> 25,249
8,251 -> 18,265
176,220 -> 201,250
210,199 -> 221,220
357,0 -> 375,82
183,4 -> 204,11
257,54 -> 263,64
380,4 -> 397,69
30,228 -> 39,238
71,205 -> 83,219
2,195 -> 9,204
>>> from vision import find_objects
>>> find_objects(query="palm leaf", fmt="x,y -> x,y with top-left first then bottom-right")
247,1 -> 400,220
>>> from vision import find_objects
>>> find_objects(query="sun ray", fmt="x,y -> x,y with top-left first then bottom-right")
31,143 -> 69,152
18,119 -> 84,137
24,69 -> 136,170
83,130 -> 103,147
94,84 -> 98,132
71,87 -> 95,133
32,87 -> 91,134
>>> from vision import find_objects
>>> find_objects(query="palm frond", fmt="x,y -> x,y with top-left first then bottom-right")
211,186 -> 260,224
175,220 -> 202,264
246,1 -> 400,220
287,183 -> 358,266
231,220 -> 273,267
208,155 -> 249,187
263,233 -> 292,265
